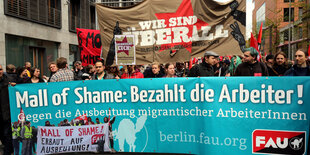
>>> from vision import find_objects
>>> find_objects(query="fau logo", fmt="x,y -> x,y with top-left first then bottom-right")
252,129 -> 306,155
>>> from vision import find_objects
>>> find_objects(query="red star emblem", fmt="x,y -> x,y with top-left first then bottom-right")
116,36 -> 134,55
155,0 -> 209,53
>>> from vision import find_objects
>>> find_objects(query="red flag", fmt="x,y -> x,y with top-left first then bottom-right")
250,33 -> 259,51
308,44 -> 310,59
250,33 -> 262,61
75,114 -> 88,124
219,56 -> 223,61
18,108 -> 25,124
257,22 -> 263,44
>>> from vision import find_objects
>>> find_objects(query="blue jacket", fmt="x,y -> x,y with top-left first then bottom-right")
284,65 -> 310,76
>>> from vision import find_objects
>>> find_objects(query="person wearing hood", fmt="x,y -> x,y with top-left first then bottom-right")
234,47 -> 268,76
188,51 -> 219,77
227,55 -> 242,76
284,49 -> 310,76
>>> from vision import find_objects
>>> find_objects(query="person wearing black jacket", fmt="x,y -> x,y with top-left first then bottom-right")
234,47 -> 269,76
269,52 -> 290,76
0,65 -> 13,155
144,62 -> 165,78
16,67 -> 29,84
188,51 -> 219,77
5,64 -> 17,83
284,49 -> 310,76
26,67 -> 45,83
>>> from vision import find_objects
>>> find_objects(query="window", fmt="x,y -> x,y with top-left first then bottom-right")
5,34 -> 59,76
4,0 -> 61,28
283,8 -> 294,22
69,44 -> 80,68
69,0 -> 93,32
283,29 -> 292,41
48,0 -> 61,26
90,5 -> 96,29
69,0 -> 80,32
284,0 -> 294,2
299,27 -> 303,39
298,7 -> 303,19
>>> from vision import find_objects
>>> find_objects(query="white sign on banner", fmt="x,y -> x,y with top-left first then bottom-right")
37,124 -> 110,155
115,34 -> 136,65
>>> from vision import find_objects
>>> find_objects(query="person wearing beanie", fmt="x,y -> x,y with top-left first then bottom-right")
234,47 -> 269,76
265,55 -> 274,67
188,51 -> 219,77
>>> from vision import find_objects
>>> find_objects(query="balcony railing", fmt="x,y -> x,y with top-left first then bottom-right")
99,0 -> 143,7
5,0 -> 61,28
69,15 -> 80,32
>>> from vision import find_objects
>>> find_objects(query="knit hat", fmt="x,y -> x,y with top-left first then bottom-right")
266,55 -> 274,61
243,47 -> 259,57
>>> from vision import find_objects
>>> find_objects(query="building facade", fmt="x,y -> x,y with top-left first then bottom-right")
252,0 -> 309,60
0,0 -> 141,76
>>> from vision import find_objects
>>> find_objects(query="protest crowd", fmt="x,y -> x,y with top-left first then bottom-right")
0,46 -> 310,155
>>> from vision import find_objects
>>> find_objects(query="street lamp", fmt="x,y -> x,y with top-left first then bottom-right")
288,0 -> 292,60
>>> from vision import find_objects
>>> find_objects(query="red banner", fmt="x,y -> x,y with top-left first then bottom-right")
76,28 -> 102,66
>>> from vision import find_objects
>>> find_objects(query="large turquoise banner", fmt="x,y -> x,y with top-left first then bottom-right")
9,77 -> 310,154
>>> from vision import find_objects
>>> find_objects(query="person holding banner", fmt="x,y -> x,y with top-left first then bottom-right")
86,117 -> 95,125
175,62 -> 189,77
106,66 -> 120,79
144,62 -> 165,78
61,119 -> 71,126
73,61 -> 85,80
12,122 -> 21,155
50,57 -> 74,82
227,55 -> 242,76
95,118 -> 102,124
104,116 -> 116,151
284,49 -> 310,76
21,121 -> 33,155
234,47 -> 269,76
188,51 -> 219,77
269,52 -> 290,76
43,62 -> 58,82
26,67 -> 44,83
121,65 -> 144,79
0,64 -> 14,155
31,126 -> 37,155
164,63 -> 177,78
45,121 -> 52,126
93,60 -> 114,80
16,67 -> 29,84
